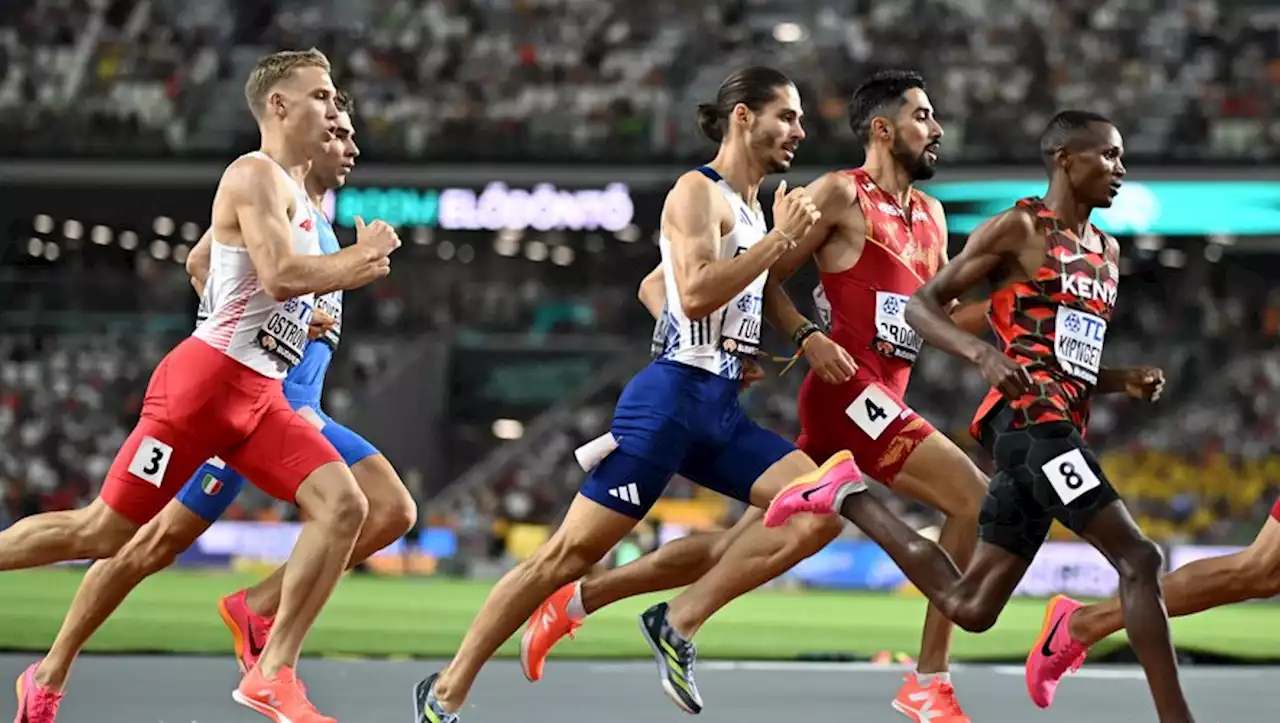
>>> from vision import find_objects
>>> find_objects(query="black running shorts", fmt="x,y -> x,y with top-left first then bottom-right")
975,402 -> 1121,561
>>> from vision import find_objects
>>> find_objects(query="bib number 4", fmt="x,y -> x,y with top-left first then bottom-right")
845,384 -> 904,441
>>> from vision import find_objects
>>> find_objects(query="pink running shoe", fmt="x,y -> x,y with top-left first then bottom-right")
764,450 -> 866,528
1025,594 -> 1089,709
217,589 -> 274,674
13,662 -> 62,723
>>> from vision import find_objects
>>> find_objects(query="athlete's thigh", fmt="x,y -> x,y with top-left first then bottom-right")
580,443 -> 684,520
543,492 -> 647,567
135,499 -> 217,555
1017,423 -> 1122,541
293,403 -> 381,468
1241,515 -> 1280,579
681,412 -> 808,509
893,431 -> 989,519
580,364 -> 698,519
978,468 -> 1054,563
798,372 -> 934,485
175,457 -> 249,524
222,394 -> 343,504
101,416 -> 221,527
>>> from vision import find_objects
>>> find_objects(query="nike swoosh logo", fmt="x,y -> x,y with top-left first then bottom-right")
801,481 -> 832,502
1041,615 -> 1065,657
248,626 -> 265,658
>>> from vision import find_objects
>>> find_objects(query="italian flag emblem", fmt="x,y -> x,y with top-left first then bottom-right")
202,474 -> 223,496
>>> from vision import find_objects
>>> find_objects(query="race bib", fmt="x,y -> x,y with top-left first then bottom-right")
315,290 -> 343,349
1054,305 -> 1106,384
719,263 -> 766,358
813,284 -> 831,331
873,291 -> 923,363
256,294 -> 315,367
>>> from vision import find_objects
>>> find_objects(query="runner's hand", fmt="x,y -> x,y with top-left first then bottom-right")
771,181 -> 821,247
355,215 -> 401,258
803,332 -> 857,384
976,345 -> 1033,399
307,308 -> 336,340
740,359 -> 766,392
1123,366 -> 1165,401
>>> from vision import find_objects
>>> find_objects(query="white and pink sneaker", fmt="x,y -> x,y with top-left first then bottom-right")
764,450 -> 867,528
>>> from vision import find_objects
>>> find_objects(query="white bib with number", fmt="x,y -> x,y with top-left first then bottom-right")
256,293 -> 315,368
315,290 -> 343,348
874,291 -> 924,363
1054,305 -> 1106,385
720,269 -> 765,357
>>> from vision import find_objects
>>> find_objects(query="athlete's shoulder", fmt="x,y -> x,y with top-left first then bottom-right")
812,170 -> 859,204
966,203 -> 1037,250
663,170 -> 730,218
669,169 -> 721,196
219,154 -> 289,200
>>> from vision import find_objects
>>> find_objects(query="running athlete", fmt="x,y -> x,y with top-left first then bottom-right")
1027,505 -> 1280,708
9,94 -> 418,723
411,66 -> 865,723
768,111 -> 1196,723
518,70 -> 991,722
9,49 -> 401,723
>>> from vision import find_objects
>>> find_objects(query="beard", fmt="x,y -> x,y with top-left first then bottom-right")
891,135 -> 937,181
752,131 -> 791,174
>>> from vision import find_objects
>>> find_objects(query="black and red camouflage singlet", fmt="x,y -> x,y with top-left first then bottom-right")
970,197 -> 1121,441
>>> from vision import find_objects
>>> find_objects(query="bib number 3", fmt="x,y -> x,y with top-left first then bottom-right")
845,384 -> 904,441
127,435 -> 174,488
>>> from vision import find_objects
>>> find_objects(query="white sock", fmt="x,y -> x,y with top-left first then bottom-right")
915,670 -> 950,687
565,580 -> 587,621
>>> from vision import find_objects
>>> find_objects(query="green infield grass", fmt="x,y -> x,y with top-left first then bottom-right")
1,569 -> 1276,662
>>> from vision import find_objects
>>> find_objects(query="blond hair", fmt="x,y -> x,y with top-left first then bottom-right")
244,48 -> 332,120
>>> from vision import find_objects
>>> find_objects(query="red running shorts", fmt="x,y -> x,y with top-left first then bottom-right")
795,369 -> 937,486
100,337 -> 343,526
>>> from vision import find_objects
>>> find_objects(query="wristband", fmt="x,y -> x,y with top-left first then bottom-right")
792,321 -> 822,350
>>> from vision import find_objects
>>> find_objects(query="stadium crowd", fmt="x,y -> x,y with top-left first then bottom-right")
0,0 -> 1276,161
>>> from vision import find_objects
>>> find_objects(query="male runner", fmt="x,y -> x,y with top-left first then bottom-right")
1026,502 -> 1280,708
10,93 -> 418,723
519,70 -> 992,722
410,66 -> 864,723
768,111 -> 1196,722
9,49 -> 402,723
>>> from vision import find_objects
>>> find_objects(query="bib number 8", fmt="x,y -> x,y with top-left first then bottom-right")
1058,461 -> 1084,489
1041,448 -> 1102,505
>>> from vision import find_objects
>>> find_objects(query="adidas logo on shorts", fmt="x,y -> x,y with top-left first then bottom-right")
608,483 -> 641,506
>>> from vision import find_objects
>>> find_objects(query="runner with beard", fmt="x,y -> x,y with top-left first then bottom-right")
517,70 -> 991,723
410,67 -> 865,723
769,110 -> 1195,723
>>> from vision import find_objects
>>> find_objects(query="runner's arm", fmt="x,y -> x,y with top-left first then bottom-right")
638,264 -> 666,320
906,207 -> 1031,363
925,197 -> 993,337
186,229 -> 213,296
226,157 -> 384,300
762,172 -> 857,338
666,173 -> 789,320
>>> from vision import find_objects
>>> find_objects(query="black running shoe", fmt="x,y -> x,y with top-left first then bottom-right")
639,602 -> 704,714
411,673 -> 459,723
